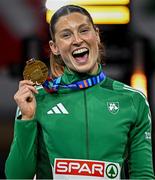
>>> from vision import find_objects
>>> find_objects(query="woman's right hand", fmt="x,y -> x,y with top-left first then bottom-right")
14,80 -> 38,120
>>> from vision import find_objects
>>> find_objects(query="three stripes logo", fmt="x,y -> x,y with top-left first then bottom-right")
47,103 -> 69,114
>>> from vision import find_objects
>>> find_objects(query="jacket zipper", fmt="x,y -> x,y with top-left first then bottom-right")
84,90 -> 89,159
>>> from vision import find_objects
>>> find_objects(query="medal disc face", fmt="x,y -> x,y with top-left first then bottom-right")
23,59 -> 48,85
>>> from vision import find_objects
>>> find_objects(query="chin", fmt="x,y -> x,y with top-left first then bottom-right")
75,67 -> 93,74
77,63 -> 98,74
70,62 -> 97,74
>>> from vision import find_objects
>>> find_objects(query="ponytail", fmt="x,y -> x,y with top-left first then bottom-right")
50,53 -> 64,79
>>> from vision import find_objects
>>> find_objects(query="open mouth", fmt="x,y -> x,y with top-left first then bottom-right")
72,48 -> 89,63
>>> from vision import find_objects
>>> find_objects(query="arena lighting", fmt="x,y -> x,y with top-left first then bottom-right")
130,71 -> 148,97
45,0 -> 130,9
46,6 -> 130,24
68,0 -> 130,5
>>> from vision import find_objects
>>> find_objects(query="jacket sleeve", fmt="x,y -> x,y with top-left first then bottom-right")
128,92 -> 155,179
5,115 -> 37,179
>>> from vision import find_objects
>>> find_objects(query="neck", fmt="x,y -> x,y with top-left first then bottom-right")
87,63 -> 99,75
66,63 -> 99,76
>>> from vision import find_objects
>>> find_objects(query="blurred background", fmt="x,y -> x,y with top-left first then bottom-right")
0,0 -> 155,178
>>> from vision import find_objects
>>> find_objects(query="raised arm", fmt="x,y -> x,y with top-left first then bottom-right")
5,80 -> 38,179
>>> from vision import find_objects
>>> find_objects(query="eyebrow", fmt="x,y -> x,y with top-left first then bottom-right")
79,23 -> 91,29
58,23 -> 91,34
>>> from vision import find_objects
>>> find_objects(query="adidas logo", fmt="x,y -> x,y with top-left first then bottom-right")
47,103 -> 69,114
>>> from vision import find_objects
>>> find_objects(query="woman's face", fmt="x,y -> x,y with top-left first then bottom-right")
49,12 -> 100,74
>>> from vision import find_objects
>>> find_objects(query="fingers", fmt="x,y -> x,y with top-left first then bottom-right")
14,80 -> 37,119
19,80 -> 34,88
14,80 -> 39,103
21,84 -> 38,94
19,80 -> 38,94
14,91 -> 30,103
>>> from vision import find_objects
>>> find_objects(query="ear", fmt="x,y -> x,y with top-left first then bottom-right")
95,27 -> 101,43
49,40 -> 60,55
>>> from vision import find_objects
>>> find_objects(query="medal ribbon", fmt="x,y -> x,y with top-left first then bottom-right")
42,71 -> 106,93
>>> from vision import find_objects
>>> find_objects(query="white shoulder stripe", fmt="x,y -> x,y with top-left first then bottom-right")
123,85 -> 149,106
123,85 -> 151,124
123,85 -> 145,98
15,106 -> 21,118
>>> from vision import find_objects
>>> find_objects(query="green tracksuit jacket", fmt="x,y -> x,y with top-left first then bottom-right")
5,67 -> 154,179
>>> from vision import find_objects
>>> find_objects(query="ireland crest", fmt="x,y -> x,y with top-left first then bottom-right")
107,102 -> 119,114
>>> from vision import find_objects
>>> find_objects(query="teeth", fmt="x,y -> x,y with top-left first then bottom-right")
73,48 -> 88,55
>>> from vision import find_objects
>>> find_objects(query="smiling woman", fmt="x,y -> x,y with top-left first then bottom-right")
49,12 -> 100,74
49,5 -> 105,78
5,4 -> 155,180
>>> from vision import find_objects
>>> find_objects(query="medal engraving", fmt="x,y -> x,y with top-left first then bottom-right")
23,58 -> 48,85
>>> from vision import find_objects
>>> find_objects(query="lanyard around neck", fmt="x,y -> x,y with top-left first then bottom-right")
42,71 -> 106,93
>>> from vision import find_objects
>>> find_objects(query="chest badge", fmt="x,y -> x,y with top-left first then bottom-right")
107,102 -> 119,114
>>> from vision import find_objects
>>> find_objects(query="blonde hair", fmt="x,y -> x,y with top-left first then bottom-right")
50,53 -> 64,79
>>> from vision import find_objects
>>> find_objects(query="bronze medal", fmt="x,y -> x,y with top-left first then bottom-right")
23,58 -> 48,85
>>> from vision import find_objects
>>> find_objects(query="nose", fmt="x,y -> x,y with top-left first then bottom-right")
72,33 -> 83,46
